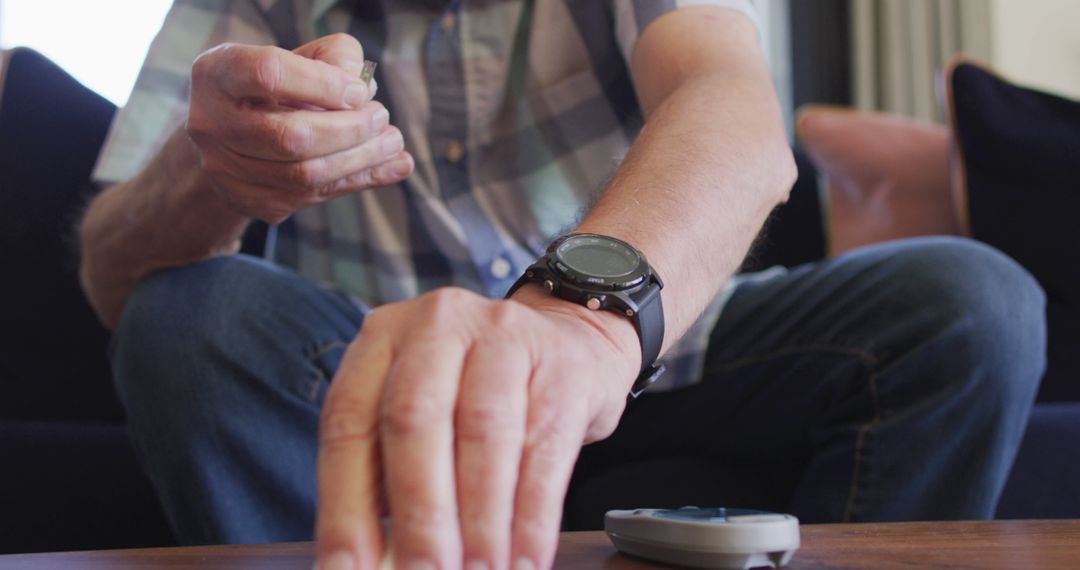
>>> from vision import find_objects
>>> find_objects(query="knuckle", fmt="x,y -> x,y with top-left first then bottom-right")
189,46 -> 222,86
380,126 -> 404,151
457,401 -> 520,444
364,102 -> 388,134
314,180 -> 347,199
587,410 -> 621,442
381,392 -> 444,438
184,114 -> 211,142
367,99 -> 388,115
273,120 -> 313,159
326,32 -> 363,53
526,431 -> 565,467
487,300 -> 526,330
421,288 -> 474,324
370,166 -> 395,189
320,403 -> 377,449
359,306 -> 397,338
250,47 -> 284,94
345,168 -> 376,191
286,156 -> 327,188
526,412 -> 580,460
433,287 -> 478,307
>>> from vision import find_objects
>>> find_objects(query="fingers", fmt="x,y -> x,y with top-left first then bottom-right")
206,127 -> 406,191
273,125 -> 402,186
455,335 -> 530,570
188,104 -> 386,166
194,43 -> 370,110
199,145 -> 412,223
188,35 -> 394,222
511,385 -> 590,570
315,323 -> 394,570
379,292 -> 472,569
315,291 -> 608,570
207,101 -> 390,162
320,151 -> 414,196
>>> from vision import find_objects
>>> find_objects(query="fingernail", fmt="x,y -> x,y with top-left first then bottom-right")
513,557 -> 537,570
382,131 -> 404,157
391,155 -> 412,177
371,107 -> 390,132
345,83 -> 369,108
465,560 -> 490,570
317,550 -> 355,570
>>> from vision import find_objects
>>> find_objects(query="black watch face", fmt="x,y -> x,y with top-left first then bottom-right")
552,234 -> 648,289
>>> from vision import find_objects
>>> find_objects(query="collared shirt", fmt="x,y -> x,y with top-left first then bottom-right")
93,0 -> 760,391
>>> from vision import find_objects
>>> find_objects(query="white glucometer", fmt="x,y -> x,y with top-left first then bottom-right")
604,507 -> 800,569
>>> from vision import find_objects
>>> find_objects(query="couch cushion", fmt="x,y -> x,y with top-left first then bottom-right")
946,59 -> 1080,402
996,403 -> 1080,519
0,421 -> 175,553
795,105 -> 961,256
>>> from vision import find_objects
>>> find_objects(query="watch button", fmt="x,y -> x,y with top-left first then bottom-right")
586,297 -> 602,310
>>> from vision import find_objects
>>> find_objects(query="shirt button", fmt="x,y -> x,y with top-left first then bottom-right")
441,12 -> 457,33
490,257 -> 512,279
445,140 -> 465,163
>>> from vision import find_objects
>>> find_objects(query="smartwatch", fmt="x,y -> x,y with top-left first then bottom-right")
506,233 -> 666,398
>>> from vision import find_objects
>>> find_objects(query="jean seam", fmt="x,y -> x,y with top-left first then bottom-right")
705,343 -> 883,523
304,340 -> 350,402
843,370 -> 881,522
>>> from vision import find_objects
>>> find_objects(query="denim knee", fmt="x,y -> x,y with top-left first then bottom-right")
111,255 -> 361,543
112,256 -> 271,423
883,237 -> 1047,408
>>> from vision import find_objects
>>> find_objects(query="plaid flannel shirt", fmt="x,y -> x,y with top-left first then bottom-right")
93,0 -> 760,391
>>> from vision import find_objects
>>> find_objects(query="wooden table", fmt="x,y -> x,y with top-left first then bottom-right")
1,520 -> 1078,569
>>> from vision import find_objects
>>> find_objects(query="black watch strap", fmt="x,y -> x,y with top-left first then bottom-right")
626,277 -> 665,398
632,280 -> 664,369
630,364 -> 666,399
507,263 -> 666,399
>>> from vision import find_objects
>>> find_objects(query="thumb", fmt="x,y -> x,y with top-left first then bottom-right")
294,32 -> 367,75
294,33 -> 377,99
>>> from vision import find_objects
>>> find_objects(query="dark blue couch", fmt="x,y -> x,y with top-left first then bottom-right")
1,48 -> 1077,554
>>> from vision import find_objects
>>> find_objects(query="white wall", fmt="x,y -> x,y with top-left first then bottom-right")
991,0 -> 1080,100
0,0 -> 172,105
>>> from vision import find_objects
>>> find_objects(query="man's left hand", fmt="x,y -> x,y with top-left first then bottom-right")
314,285 -> 640,570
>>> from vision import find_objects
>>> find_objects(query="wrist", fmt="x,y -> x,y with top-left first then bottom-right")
127,130 -> 249,267
78,130 -> 249,328
510,283 -> 643,382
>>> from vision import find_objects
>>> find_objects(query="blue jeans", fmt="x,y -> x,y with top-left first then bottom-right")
112,237 -> 1046,544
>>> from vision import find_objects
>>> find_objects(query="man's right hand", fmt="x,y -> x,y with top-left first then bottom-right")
186,33 -> 413,224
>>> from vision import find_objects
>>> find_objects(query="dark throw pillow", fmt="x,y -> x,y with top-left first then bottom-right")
947,59 -> 1080,401
0,48 -> 119,420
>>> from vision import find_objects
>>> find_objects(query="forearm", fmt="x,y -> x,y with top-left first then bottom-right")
79,128 -> 249,329
577,20 -> 796,355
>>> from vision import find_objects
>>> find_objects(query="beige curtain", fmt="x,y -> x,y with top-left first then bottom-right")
852,0 -> 993,122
